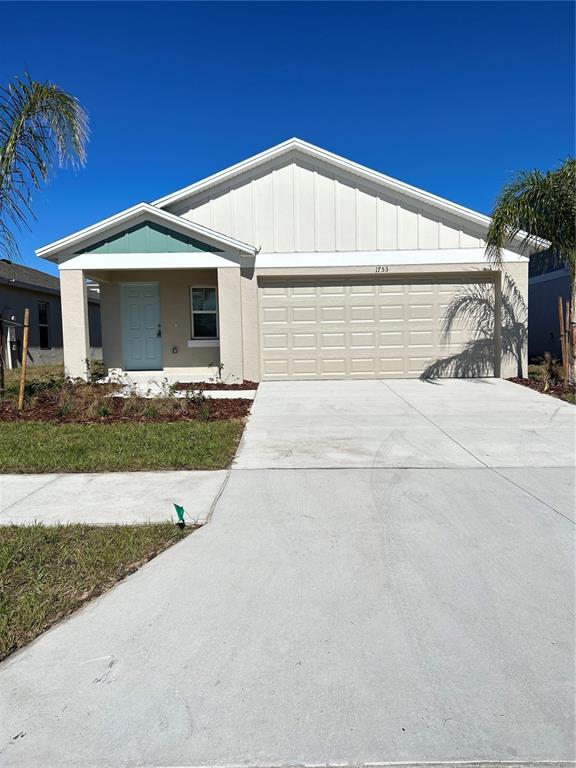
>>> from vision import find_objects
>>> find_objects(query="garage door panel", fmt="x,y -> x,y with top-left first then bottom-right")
293,359 -> 317,375
379,305 -> 405,321
321,306 -> 347,322
292,307 -> 316,323
321,359 -> 347,375
262,307 -> 288,323
262,333 -> 288,350
259,276 -> 495,380
321,332 -> 346,349
293,333 -> 317,349
350,305 -> 376,322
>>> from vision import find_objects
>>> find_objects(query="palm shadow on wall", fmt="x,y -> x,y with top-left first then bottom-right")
420,273 -> 527,380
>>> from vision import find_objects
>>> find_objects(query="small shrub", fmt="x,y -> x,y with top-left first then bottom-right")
87,359 -> 106,383
197,402 -> 211,421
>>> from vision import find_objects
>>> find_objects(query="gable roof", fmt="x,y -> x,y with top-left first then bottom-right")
37,139 -> 548,261
36,202 -> 258,261
153,138 -> 547,253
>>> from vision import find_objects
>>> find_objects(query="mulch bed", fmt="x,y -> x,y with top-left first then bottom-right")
175,380 -> 259,391
0,396 -> 252,423
508,377 -> 575,403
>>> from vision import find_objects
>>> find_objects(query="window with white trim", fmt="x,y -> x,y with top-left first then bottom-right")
37,301 -> 51,349
190,286 -> 218,338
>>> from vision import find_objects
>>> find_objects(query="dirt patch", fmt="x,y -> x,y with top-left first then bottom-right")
0,395 -> 252,423
508,377 -> 575,404
175,380 -> 259,391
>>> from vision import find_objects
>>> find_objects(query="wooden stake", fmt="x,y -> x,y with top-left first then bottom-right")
566,299 -> 572,382
17,308 -> 30,412
558,296 -> 566,379
0,313 -> 4,396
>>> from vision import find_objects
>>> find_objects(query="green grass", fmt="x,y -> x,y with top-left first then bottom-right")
0,420 -> 244,472
0,523 -> 192,661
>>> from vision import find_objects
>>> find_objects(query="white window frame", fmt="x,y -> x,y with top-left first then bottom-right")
190,285 -> 219,341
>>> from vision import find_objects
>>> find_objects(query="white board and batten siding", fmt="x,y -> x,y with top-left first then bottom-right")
168,160 -> 486,254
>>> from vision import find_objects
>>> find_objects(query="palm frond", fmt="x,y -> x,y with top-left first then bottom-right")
0,73 -> 88,260
485,158 -> 576,269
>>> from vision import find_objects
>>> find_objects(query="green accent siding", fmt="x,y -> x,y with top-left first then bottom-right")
77,221 -> 222,254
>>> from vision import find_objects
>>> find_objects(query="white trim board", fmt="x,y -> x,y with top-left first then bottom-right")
255,248 -> 526,269
58,252 -> 243,271
37,203 -> 257,261
59,248 -> 527,272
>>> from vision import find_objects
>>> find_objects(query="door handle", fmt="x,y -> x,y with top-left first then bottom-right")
157,324 -> 162,338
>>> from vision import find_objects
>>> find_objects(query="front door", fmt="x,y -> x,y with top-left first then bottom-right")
121,283 -> 162,370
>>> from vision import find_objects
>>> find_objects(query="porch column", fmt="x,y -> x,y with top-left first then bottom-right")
217,267 -> 243,381
60,269 -> 90,380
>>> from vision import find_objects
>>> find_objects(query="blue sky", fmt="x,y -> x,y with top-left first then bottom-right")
1,1 -> 574,275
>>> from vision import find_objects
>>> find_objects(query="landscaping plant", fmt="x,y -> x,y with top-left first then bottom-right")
485,157 -> 576,384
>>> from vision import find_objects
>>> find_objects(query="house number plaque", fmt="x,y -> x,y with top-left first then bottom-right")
375,265 -> 389,273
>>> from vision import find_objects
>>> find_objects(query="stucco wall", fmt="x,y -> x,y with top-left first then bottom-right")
94,269 -> 220,374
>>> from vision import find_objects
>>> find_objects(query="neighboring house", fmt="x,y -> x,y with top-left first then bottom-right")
0,260 -> 101,369
528,251 -> 571,360
36,139 -> 546,382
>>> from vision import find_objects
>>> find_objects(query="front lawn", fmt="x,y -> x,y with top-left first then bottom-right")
0,366 -> 249,471
0,420 -> 244,472
0,522 -> 193,661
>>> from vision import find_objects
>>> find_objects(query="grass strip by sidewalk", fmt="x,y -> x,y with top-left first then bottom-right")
0,420 -> 244,472
0,523 -> 193,662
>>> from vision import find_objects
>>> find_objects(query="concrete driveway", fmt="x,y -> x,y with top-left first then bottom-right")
1,379 -> 574,767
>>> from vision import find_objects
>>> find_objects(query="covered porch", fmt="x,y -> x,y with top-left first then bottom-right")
59,261 -> 245,382
38,202 -> 258,383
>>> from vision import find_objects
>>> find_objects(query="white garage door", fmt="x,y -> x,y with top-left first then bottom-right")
259,275 -> 496,379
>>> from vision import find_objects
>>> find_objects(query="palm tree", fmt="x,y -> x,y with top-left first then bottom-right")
0,74 -> 88,260
0,74 -> 88,391
485,158 -> 576,383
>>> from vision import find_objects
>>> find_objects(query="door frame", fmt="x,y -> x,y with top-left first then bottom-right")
120,282 -> 163,371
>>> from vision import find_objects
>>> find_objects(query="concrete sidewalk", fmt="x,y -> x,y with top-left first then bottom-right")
0,470 -> 227,525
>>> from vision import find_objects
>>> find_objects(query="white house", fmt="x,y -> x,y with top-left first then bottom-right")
36,138 -> 544,382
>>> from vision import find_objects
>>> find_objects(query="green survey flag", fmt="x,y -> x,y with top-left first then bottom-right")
174,504 -> 186,523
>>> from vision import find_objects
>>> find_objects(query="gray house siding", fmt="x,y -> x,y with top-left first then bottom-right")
1,281 -> 101,368
528,269 -> 571,359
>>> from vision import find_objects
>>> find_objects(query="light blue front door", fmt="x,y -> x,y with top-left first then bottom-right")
121,283 -> 162,370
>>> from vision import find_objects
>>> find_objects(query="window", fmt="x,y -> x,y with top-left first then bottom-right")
37,301 -> 51,349
190,286 -> 218,338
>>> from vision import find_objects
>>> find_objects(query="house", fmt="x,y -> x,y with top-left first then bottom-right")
36,139 -> 546,382
528,253 -> 571,360
0,260 -> 101,369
